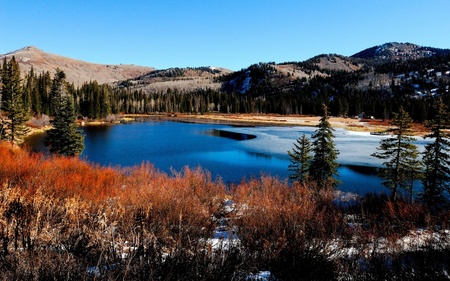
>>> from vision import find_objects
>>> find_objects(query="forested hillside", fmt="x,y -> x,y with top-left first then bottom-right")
1,43 -> 450,124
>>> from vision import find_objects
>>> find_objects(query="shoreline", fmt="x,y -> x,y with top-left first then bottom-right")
127,113 -> 392,133
26,113 -> 427,138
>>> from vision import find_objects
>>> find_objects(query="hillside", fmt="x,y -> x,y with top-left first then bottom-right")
115,66 -> 233,92
219,55 -> 365,95
218,43 -> 450,96
0,46 -> 155,86
351,42 -> 450,62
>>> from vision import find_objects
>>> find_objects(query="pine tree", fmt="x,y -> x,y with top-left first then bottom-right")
0,57 -> 29,145
421,98 -> 450,207
372,107 -> 421,201
309,104 -> 340,189
44,70 -> 84,156
288,134 -> 312,183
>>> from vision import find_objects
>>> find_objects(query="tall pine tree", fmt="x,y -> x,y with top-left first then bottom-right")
372,107 -> 421,201
0,57 -> 29,145
44,70 -> 84,156
288,134 -> 312,183
309,104 -> 340,189
422,98 -> 450,207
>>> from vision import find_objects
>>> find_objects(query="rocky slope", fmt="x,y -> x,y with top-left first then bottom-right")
0,46 -> 154,86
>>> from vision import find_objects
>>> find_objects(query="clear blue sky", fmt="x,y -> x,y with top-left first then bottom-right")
1,0 -> 449,71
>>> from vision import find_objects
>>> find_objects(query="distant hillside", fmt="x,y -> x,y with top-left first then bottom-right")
0,46 -> 155,86
220,55 -> 365,95
218,43 -> 450,95
351,42 -> 450,62
115,66 -> 233,92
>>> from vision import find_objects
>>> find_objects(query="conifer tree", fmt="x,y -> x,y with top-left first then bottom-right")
421,98 -> 450,207
288,134 -> 312,183
372,107 -> 421,201
44,70 -> 84,156
0,57 -> 29,144
309,104 -> 340,189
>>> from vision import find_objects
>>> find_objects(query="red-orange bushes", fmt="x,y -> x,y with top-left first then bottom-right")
0,142 -> 123,201
0,143 -> 42,189
117,165 -> 226,243
230,176 -> 343,268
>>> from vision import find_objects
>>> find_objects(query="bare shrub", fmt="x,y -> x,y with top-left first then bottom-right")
27,114 -> 50,128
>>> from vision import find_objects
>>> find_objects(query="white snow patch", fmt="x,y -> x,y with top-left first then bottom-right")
246,271 -> 272,280
240,76 -> 252,94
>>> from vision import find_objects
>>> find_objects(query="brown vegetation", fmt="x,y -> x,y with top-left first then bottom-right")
0,142 -> 449,280
153,113 -> 430,135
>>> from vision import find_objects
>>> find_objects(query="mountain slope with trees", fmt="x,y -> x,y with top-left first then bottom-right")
1,42 -> 450,122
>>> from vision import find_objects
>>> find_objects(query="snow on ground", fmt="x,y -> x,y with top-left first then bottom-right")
240,75 -> 252,94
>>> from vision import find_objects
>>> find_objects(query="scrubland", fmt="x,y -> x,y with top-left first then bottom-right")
0,143 -> 449,280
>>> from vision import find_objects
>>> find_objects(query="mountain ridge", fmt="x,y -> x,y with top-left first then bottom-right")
351,42 -> 450,62
0,46 -> 155,86
2,42 -> 450,92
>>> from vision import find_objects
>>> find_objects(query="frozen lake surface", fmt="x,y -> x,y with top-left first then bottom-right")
227,126 -> 429,168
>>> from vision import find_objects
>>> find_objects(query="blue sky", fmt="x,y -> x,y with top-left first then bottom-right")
1,0 -> 449,71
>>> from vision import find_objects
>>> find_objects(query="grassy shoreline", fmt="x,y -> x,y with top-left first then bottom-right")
122,113 -> 392,132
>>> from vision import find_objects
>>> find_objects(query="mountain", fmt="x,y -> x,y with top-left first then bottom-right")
219,43 -> 450,95
351,42 -> 450,62
2,42 -> 449,94
220,55 -> 365,94
115,66 -> 233,92
0,46 -> 155,86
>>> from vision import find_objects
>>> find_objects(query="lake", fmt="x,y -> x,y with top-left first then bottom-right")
26,120 -> 429,195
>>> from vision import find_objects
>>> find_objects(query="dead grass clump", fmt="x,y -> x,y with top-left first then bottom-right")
230,177 -> 343,278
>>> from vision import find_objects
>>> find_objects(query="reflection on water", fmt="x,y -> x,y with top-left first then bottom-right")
338,165 -> 383,194
205,129 -> 257,141
246,151 -> 272,159
23,132 -> 47,154
345,164 -> 382,175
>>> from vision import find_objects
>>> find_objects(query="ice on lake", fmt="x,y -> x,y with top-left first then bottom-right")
225,126 -> 430,168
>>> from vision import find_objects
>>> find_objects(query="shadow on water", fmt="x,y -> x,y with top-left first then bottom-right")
205,129 -> 257,141
246,151 -> 272,159
23,132 -> 47,154
343,164 -> 382,175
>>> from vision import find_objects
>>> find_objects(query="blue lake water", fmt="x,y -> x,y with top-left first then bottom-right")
25,120 -> 411,194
